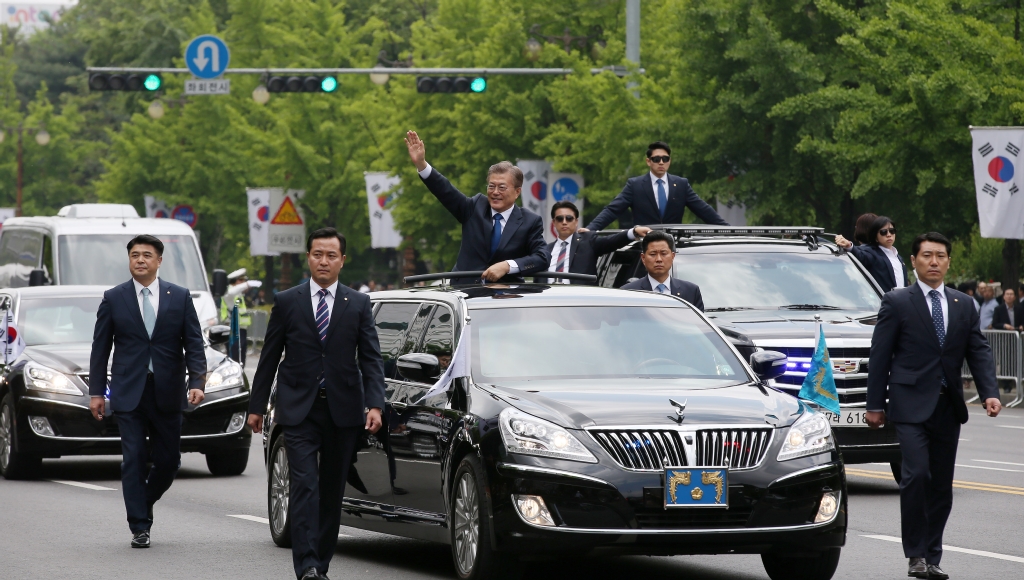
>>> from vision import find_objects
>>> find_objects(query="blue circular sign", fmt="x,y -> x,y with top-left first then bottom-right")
171,205 -> 197,228
185,35 -> 230,79
551,177 -> 580,202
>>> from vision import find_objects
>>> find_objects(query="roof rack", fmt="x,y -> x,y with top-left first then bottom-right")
404,271 -> 598,284
655,225 -> 824,238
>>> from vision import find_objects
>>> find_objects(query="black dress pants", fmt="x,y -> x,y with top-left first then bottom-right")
284,396 -> 361,579
894,391 -> 961,565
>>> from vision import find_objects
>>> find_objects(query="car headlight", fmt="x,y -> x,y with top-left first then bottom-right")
498,408 -> 596,463
25,362 -> 82,396
206,360 -> 244,392
777,411 -> 835,461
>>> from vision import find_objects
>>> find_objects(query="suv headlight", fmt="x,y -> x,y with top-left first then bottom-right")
25,362 -> 82,396
777,411 -> 835,461
206,360 -> 244,393
498,408 -> 596,463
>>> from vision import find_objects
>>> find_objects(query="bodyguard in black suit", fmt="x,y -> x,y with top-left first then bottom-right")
89,235 -> 207,548
620,230 -> 705,311
247,228 -> 385,580
546,201 -> 650,284
866,232 -> 1001,580
991,287 -> 1023,330
587,141 -> 729,230
405,131 -> 547,283
835,215 -> 908,292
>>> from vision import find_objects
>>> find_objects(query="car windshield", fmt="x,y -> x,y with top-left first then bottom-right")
58,234 -> 207,291
673,252 -> 881,312
19,297 -> 101,346
471,306 -> 748,382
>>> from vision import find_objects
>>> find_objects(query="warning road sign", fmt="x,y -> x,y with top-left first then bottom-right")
267,189 -> 306,253
271,196 -> 303,225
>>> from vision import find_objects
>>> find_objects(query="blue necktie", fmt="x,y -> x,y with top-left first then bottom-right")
490,213 -> 504,257
316,289 -> 329,389
656,179 -> 667,219
141,288 -> 155,371
929,290 -> 945,348
656,283 -> 668,294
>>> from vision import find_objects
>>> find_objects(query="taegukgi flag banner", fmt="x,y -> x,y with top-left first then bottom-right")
971,127 -> 1024,239
364,172 -> 403,249
517,160 -> 552,242
245,188 -> 279,257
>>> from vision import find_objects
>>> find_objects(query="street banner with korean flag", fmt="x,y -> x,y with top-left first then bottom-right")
1,308 -> 25,364
364,172 -> 403,249
267,189 -> 306,253
246,188 -> 279,256
971,127 -> 1024,239
517,160 -> 553,242
416,323 -> 470,403
547,172 -> 584,242
798,324 -> 840,415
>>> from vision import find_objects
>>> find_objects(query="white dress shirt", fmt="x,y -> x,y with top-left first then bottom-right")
879,245 -> 905,288
650,172 -> 669,211
648,275 -> 672,294
918,280 -> 948,333
311,280 -> 339,320
133,278 -> 160,322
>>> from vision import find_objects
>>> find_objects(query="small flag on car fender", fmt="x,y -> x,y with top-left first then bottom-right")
798,324 -> 841,415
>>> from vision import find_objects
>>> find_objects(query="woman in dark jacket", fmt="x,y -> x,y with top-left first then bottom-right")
834,215 -> 908,292
853,212 -> 877,245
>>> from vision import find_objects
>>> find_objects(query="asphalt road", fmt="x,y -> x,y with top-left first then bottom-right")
1,403 -> 1022,580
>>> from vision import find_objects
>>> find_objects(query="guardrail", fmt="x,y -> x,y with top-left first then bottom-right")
962,329 -> 1023,407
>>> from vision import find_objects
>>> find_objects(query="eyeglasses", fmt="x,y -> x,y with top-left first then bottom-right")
553,215 -> 576,223
648,155 -> 671,164
879,228 -> 896,236
486,184 -> 513,193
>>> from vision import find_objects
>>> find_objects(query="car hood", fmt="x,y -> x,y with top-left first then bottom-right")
708,309 -> 877,341
22,343 -> 230,374
485,380 -> 805,430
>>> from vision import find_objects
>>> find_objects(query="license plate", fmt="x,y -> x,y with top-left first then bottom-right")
664,467 -> 729,508
824,409 -> 869,428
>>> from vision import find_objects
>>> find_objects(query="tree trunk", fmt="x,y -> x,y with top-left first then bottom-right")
1003,239 -> 1020,293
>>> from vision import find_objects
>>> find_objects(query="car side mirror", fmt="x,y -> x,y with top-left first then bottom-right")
397,353 -> 441,384
212,269 -> 228,297
29,269 -> 46,287
208,324 -> 231,345
750,350 -> 788,381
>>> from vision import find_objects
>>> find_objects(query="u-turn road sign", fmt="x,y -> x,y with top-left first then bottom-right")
185,35 -> 230,79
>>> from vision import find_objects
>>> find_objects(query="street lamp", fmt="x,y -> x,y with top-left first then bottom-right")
147,100 -> 165,119
0,123 -> 50,216
252,84 -> 270,104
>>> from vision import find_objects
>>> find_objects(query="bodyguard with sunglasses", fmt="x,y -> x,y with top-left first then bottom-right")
587,141 -> 729,231
835,215 -> 909,292
545,201 -> 650,284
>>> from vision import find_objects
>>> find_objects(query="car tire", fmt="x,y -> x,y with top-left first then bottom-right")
450,455 -> 520,580
267,435 -> 291,548
205,449 -> 249,476
890,460 -> 903,484
0,393 -> 42,480
762,547 -> 841,580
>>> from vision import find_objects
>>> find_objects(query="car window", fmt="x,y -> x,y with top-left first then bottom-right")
19,297 -> 101,346
373,302 -> 420,379
57,234 -> 207,291
0,229 -> 44,288
600,250 -> 640,288
420,305 -> 454,373
399,303 -> 434,358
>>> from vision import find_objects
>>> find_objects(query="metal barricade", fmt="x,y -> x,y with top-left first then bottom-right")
248,310 -> 269,342
961,329 -> 1023,407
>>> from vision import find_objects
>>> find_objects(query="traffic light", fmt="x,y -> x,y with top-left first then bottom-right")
89,73 -> 162,91
266,75 -> 338,93
416,76 -> 487,94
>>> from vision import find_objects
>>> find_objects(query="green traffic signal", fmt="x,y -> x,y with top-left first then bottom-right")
470,77 -> 487,92
143,74 -> 162,91
321,76 -> 338,92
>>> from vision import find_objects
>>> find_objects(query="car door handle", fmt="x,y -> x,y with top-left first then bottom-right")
391,401 -> 408,410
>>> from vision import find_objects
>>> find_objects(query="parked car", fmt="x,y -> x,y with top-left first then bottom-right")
595,226 -> 902,479
257,280 -> 846,580
0,286 -> 251,479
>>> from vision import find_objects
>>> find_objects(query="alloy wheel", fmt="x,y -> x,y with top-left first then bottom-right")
453,471 -> 480,575
270,444 -> 289,536
0,404 -> 11,471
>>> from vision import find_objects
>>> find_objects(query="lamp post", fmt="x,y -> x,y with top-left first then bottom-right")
0,123 -> 50,217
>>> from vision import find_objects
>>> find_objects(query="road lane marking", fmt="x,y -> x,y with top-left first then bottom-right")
861,535 -> 1024,564
975,459 -> 1024,467
996,425 -> 1024,429
48,480 -> 116,491
845,468 -> 1024,496
955,464 -> 1024,473
228,514 -> 351,536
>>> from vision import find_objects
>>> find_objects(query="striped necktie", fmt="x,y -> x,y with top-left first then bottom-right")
316,289 -> 329,389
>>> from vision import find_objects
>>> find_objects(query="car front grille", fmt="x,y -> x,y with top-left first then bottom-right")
695,428 -> 772,469
589,429 -> 687,471
767,346 -> 871,359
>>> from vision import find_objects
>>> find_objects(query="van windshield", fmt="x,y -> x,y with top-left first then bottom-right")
58,235 -> 207,291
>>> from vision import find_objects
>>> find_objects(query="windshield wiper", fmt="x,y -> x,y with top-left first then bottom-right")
779,304 -> 843,310
705,306 -> 755,312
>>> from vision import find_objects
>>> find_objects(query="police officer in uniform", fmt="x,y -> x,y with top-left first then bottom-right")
221,268 -> 259,366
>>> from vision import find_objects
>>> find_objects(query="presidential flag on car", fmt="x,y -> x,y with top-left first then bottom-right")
1,308 -> 26,364
970,127 -> 1024,239
797,324 -> 840,415
417,322 -> 470,403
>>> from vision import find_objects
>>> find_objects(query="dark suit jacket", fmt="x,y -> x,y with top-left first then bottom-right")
867,284 -> 998,424
545,229 -> 632,284
621,276 -> 705,311
588,173 -> 728,231
421,168 -> 548,282
249,282 -> 385,428
90,279 -> 207,413
849,244 -> 908,292
991,301 -> 1024,330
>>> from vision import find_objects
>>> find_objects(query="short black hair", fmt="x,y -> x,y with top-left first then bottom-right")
550,201 -> 579,219
306,227 -> 346,254
641,230 -> 676,253
127,234 -> 164,256
646,141 -> 671,158
867,215 -> 894,247
958,280 -> 977,294
911,232 -> 952,256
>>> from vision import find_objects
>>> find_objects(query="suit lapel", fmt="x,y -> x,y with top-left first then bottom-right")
943,288 -> 961,351
495,206 -> 523,255
908,283 -> 942,350
639,276 -> 652,291
663,175 -> 684,222
151,279 -> 172,335
670,278 -> 682,297
325,284 -> 352,342
641,176 -> 657,220
119,282 -> 147,336
570,234 -> 583,269
299,282 -> 320,339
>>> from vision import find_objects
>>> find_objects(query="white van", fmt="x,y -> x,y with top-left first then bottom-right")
0,204 -> 218,327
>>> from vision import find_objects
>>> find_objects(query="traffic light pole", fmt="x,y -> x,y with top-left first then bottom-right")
86,66 -> 641,76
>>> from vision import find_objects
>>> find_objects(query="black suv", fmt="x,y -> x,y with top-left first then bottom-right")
596,226 -> 901,478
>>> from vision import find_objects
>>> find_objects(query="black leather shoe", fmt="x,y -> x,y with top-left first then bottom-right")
299,568 -> 324,580
131,530 -> 150,548
927,564 -> 949,579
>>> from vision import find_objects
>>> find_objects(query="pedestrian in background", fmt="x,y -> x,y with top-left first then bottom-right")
834,215 -> 908,292
978,282 -> 997,329
89,234 -> 207,549
545,201 -> 650,284
622,230 -> 704,311
866,232 -> 1001,580
853,212 -> 878,245
957,280 -> 980,312
991,287 -> 1022,331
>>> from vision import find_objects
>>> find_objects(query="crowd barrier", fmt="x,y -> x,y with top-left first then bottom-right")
962,329 -> 1023,407
248,310 -> 269,342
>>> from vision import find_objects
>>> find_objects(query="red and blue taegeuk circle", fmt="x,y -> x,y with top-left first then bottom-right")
988,156 -> 1015,183
531,181 -> 546,201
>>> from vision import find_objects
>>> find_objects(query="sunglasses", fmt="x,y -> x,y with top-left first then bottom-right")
553,215 -> 576,223
648,155 -> 671,164
879,228 -> 896,236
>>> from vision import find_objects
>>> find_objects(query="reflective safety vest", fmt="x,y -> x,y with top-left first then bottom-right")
220,295 -> 251,328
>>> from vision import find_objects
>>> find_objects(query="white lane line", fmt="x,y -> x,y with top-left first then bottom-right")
997,425 -> 1024,430
48,480 -> 116,491
228,514 -> 350,536
861,535 -> 1024,564
955,464 -> 1024,473
974,459 -> 1024,467
959,438 -> 970,442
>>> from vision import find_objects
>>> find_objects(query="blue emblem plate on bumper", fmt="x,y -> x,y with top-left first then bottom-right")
664,467 -> 729,508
